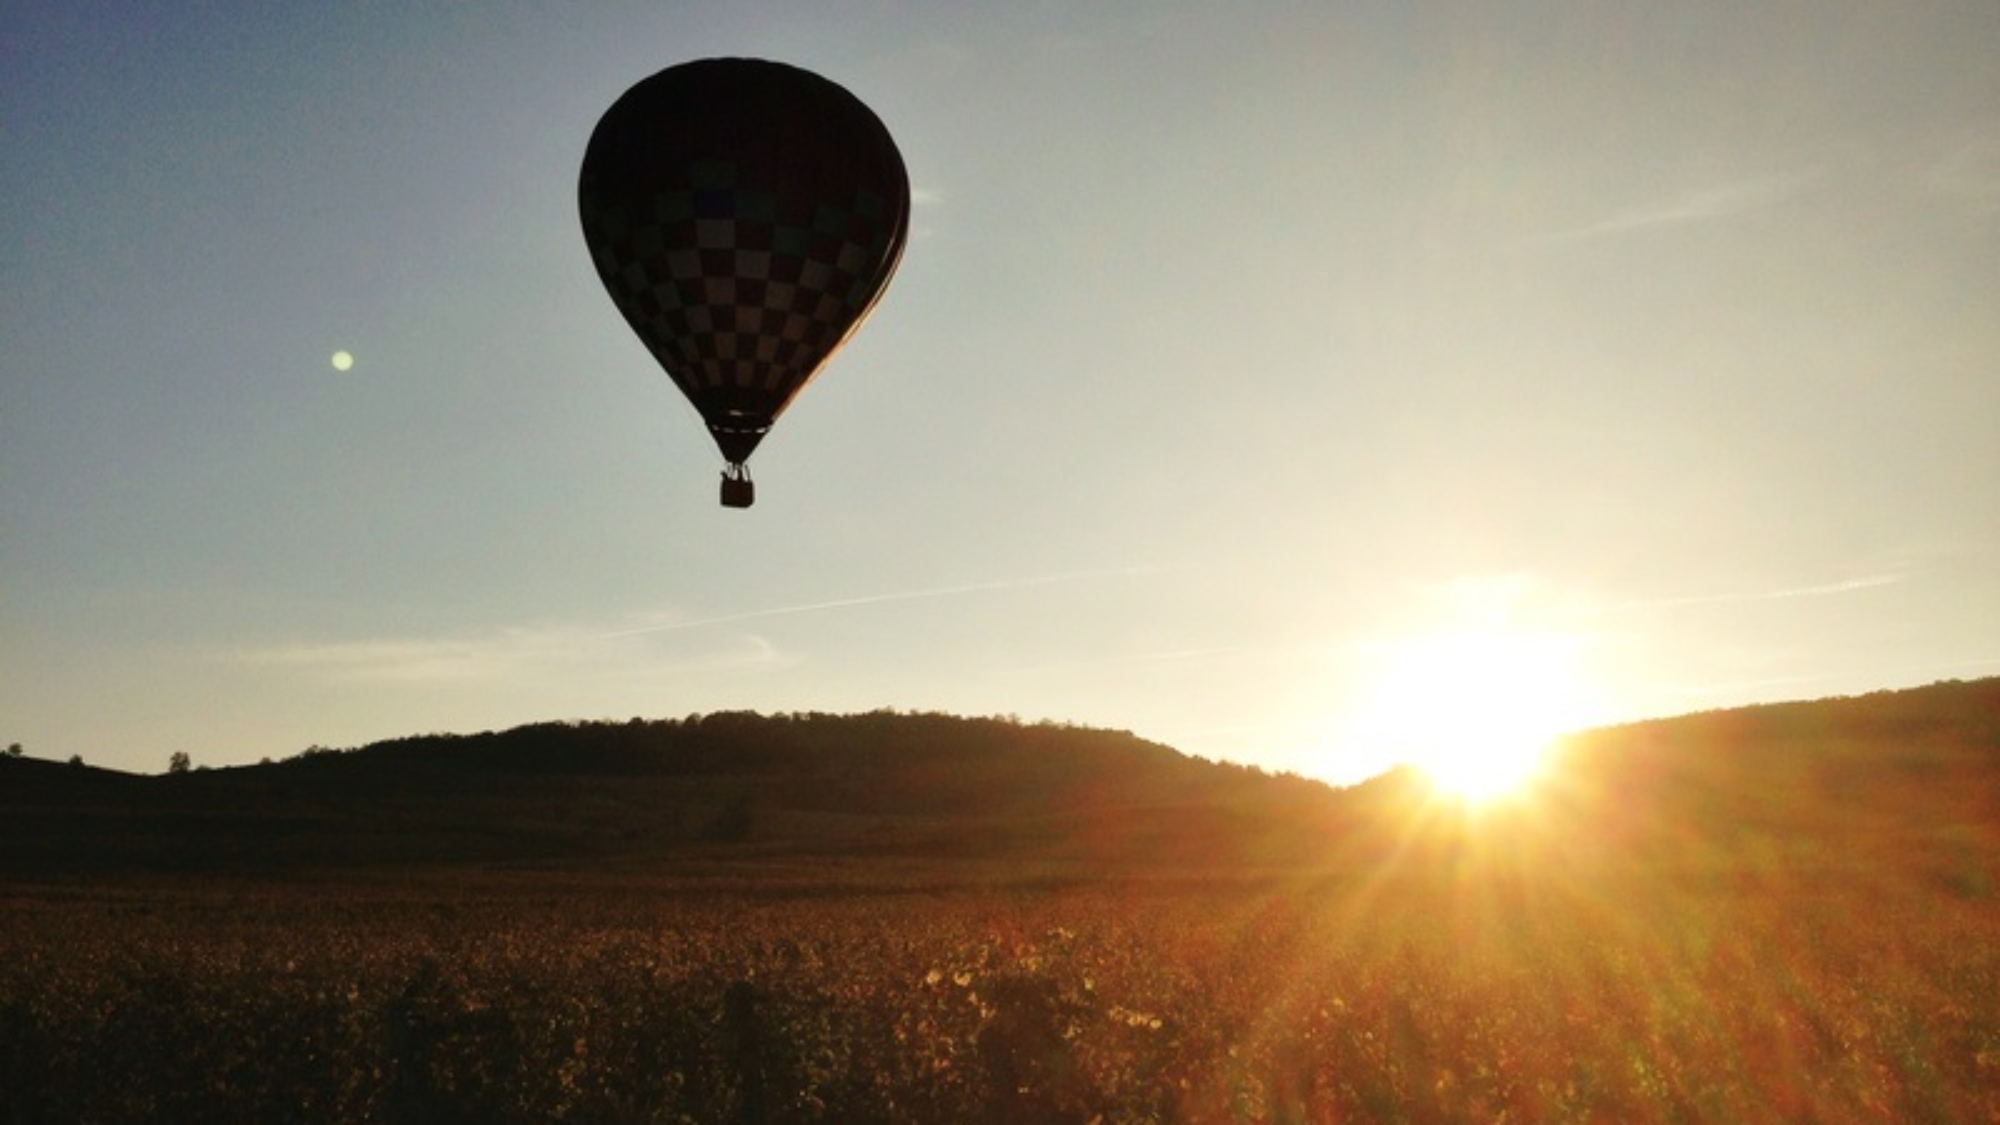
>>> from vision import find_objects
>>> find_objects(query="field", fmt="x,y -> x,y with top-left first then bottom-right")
6,686 -> 1998,1122
5,856 -> 1997,1125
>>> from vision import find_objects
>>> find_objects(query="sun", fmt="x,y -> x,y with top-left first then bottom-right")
1349,627 -> 1587,803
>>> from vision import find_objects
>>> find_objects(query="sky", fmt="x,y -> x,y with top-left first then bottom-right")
4,1 -> 1998,785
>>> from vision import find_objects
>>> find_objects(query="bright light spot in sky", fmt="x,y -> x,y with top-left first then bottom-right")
1346,627 -> 1591,803
330,350 -> 354,372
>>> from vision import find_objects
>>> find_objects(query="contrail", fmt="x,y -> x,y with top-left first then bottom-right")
1671,654 -> 2000,702
601,565 -> 1167,639
1624,573 -> 1903,611
998,641 -> 1319,679
1537,174 -> 1801,242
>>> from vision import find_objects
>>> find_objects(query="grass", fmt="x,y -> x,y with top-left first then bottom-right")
3,856 -> 1995,1124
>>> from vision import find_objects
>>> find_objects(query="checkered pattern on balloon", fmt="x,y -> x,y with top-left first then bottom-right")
579,59 -> 910,508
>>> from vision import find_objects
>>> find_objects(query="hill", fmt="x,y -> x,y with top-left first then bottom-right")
0,711 -> 1344,875
3,680 -> 1996,882
1542,677 -> 2000,888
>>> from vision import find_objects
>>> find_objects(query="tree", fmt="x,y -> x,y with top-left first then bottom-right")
4,742 -> 21,758
168,751 -> 191,774
67,754 -> 84,767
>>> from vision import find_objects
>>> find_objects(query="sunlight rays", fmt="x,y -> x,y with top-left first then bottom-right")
1345,625 -> 1591,804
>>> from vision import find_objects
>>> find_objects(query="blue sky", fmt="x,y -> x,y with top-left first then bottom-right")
5,1 -> 1997,782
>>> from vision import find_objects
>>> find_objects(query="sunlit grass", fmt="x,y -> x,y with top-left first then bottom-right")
5,869 -> 1994,1123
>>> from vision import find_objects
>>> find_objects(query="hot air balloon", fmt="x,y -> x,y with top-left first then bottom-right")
578,58 -> 911,508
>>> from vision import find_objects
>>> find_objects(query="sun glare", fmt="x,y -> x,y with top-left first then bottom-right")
1350,628 -> 1588,803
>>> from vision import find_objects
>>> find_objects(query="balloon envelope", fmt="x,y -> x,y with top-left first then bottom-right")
578,58 -> 910,495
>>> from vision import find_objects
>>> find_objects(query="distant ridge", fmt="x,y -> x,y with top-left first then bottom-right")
0,712 -> 1341,875
3,680 -> 1995,881
1544,677 -> 2000,873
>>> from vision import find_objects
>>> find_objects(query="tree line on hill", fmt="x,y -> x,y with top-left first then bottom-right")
3,680 -> 1994,879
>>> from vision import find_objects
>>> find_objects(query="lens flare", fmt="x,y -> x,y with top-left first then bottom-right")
1349,627 -> 1588,803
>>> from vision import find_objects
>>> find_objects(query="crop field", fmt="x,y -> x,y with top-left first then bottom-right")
3,859 -> 1996,1125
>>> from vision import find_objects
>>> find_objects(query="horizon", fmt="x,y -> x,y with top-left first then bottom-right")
11,673 -> 1990,785
5,3 -> 1997,786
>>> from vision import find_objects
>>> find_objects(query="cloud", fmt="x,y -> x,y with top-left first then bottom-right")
1663,653 -> 2000,707
1538,174 -> 1804,242
996,643 -> 1279,679
603,565 -> 1169,639
239,567 -> 1168,687
237,623 -> 785,685
1619,572 -> 1904,612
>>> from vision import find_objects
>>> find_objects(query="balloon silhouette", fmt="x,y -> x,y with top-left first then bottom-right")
579,58 -> 911,508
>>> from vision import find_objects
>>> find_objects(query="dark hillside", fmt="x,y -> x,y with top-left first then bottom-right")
1522,679 -> 2000,893
344,710 -> 1290,816
0,712 -> 1343,875
1553,678 -> 2000,828
5,680 -> 1996,881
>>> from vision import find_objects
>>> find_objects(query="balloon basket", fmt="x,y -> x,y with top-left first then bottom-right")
720,467 -> 755,508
